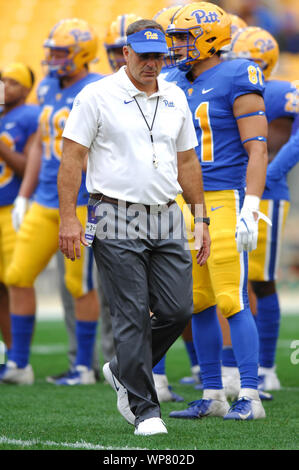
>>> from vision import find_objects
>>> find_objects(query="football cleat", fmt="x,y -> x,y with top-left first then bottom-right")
0,360 -> 34,385
224,396 -> 266,420
258,390 -> 273,401
258,366 -> 281,391
167,385 -> 184,402
54,365 -> 96,385
153,373 -> 184,402
134,417 -> 168,436
47,367 -> 101,384
103,362 -> 135,425
46,368 -> 74,384
169,398 -> 230,419
180,364 -> 202,385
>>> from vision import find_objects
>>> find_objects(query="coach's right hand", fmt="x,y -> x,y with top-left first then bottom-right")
59,216 -> 88,261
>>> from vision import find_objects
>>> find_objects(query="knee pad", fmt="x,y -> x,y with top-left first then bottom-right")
217,292 -> 242,318
5,264 -> 34,288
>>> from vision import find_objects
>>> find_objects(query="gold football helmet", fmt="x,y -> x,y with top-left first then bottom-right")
230,26 -> 279,79
166,2 -> 231,67
43,18 -> 98,77
229,14 -> 247,35
153,5 -> 184,33
104,14 -> 142,71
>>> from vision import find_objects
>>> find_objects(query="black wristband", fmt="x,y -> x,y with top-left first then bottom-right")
194,216 -> 210,226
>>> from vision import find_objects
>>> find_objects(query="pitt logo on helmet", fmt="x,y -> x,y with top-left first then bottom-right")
144,31 -> 158,40
191,9 -> 220,24
69,29 -> 92,42
254,38 -> 275,53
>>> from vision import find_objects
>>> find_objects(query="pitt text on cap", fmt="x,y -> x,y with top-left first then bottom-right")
127,29 -> 168,54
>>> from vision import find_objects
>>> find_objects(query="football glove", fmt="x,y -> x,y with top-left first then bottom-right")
235,195 -> 272,253
12,196 -> 29,231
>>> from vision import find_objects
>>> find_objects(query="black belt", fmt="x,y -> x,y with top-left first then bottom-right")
90,193 -> 175,212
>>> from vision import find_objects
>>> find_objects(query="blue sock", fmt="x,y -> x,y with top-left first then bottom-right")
228,308 -> 259,389
256,293 -> 280,368
184,340 -> 198,367
192,306 -> 223,390
10,314 -> 35,368
222,346 -> 237,367
152,355 -> 166,375
75,320 -> 98,368
6,348 -> 12,361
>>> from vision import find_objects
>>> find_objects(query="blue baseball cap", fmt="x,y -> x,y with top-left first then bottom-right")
126,29 -> 168,54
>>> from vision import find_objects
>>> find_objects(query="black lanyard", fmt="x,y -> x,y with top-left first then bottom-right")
133,96 -> 160,168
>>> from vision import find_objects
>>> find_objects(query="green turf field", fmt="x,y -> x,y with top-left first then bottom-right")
0,313 -> 298,451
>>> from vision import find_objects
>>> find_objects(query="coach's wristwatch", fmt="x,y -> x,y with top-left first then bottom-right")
194,216 -> 210,226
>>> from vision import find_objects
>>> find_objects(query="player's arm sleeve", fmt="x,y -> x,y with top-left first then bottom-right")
62,86 -> 100,149
230,60 -> 265,104
175,90 -> 198,152
267,129 -> 299,180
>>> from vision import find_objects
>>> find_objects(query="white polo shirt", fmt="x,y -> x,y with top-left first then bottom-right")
62,66 -> 198,204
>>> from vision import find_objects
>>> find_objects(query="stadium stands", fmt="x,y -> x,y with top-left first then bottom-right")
0,0 -> 175,102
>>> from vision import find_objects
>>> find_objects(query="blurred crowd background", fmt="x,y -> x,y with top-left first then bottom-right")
1,0 -> 299,300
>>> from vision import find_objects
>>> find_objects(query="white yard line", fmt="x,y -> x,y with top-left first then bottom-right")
0,435 -> 148,450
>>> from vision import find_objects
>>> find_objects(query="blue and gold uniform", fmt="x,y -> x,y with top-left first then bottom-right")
249,79 -> 298,282
6,73 -> 102,297
0,103 -> 39,283
166,58 -> 265,317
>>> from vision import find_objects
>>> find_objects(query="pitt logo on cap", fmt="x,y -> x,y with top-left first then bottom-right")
144,31 -> 158,40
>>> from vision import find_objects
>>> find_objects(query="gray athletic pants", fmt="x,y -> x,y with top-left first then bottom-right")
92,200 -> 193,425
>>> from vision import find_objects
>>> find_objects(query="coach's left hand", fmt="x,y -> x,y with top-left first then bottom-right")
195,222 -> 211,266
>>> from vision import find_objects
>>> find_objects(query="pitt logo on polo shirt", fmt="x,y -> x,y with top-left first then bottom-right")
144,31 -> 159,40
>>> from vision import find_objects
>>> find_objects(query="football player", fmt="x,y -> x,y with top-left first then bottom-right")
220,26 -> 298,394
153,4 -> 202,394
104,13 -> 142,72
266,115 -> 299,182
0,63 -> 39,367
165,2 -> 269,420
1,19 -> 103,385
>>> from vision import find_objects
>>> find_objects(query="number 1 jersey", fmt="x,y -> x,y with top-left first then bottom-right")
165,59 -> 265,191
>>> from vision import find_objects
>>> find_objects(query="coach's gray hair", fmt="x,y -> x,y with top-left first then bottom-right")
126,19 -> 165,36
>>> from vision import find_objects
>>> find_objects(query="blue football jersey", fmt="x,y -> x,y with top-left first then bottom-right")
292,114 -> 299,135
35,73 -> 103,208
0,104 -> 39,206
262,79 -> 298,201
165,59 -> 265,191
